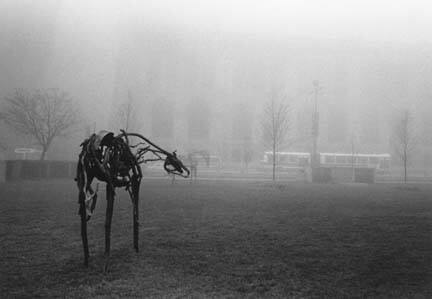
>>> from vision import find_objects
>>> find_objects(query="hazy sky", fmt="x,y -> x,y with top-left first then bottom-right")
2,0 -> 432,44
134,0 -> 432,43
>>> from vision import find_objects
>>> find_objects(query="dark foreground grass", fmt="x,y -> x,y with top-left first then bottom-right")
1,179 -> 432,298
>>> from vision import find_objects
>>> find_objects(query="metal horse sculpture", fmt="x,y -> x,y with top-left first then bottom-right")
75,130 -> 189,269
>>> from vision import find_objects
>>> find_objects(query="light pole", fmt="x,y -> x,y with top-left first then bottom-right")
311,80 -> 320,180
350,120 -> 359,182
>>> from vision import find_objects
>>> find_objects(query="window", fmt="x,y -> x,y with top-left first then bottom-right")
325,155 -> 335,163
231,148 -> 241,162
232,102 -> 252,140
358,156 -> 368,164
380,159 -> 390,169
151,98 -> 173,138
188,98 -> 210,140
369,157 -> 379,165
361,111 -> 381,144
335,156 -> 347,164
289,155 -> 298,163
327,104 -> 347,143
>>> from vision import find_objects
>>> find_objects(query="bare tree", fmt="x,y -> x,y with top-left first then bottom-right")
391,109 -> 415,183
114,90 -> 136,132
1,88 -> 78,160
262,90 -> 291,181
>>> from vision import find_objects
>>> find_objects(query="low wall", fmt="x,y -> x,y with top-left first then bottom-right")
312,167 -> 332,183
0,161 -> 376,183
329,167 -> 375,184
354,167 -> 375,183
331,167 -> 354,183
0,161 -> 5,183
4,160 -> 76,181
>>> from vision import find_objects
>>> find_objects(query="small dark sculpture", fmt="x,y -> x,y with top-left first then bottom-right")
75,130 -> 189,269
186,150 -> 210,181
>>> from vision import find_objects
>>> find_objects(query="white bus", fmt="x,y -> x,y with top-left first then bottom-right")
262,151 -> 391,171
320,153 -> 391,171
262,151 -> 310,167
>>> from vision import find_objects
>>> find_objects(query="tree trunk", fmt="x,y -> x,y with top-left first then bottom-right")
40,146 -> 47,160
272,143 -> 276,181
132,176 -> 140,252
404,148 -> 407,183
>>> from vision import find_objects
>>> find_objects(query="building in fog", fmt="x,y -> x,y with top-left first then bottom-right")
2,5 -> 432,169
108,25 -> 432,169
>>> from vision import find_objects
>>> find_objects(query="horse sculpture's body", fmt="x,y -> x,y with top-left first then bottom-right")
75,130 -> 189,269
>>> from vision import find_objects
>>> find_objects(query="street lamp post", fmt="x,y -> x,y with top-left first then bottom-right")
311,80 -> 320,180
350,120 -> 359,182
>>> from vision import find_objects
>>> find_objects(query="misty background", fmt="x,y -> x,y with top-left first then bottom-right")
1,0 -> 432,171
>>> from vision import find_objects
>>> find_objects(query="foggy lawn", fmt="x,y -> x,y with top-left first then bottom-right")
1,179 -> 431,298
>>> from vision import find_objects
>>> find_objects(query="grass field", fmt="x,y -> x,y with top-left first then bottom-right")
1,179 -> 432,298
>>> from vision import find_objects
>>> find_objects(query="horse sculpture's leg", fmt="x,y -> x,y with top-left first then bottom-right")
132,176 -> 140,252
79,189 -> 89,266
104,184 -> 115,271
76,162 -> 89,266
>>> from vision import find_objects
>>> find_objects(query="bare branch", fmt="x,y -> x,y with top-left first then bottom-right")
2,88 -> 79,160
261,89 -> 292,181
391,109 -> 416,182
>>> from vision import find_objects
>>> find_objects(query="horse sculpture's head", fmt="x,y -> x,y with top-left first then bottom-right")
164,151 -> 190,178
115,131 -> 190,178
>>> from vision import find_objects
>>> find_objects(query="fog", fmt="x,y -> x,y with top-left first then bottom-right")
1,0 -> 432,168
3,3 -> 432,295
